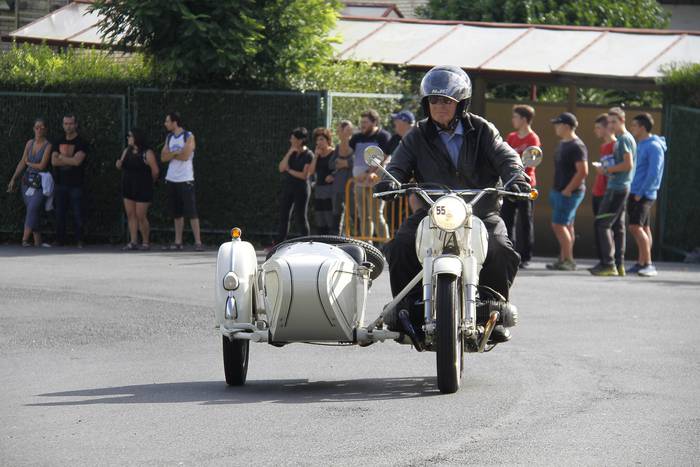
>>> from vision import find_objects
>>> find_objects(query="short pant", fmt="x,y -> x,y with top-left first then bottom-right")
167,180 -> 198,218
627,196 -> 654,227
549,189 -> 585,225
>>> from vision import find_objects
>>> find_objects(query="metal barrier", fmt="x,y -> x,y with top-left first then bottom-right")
343,177 -> 409,243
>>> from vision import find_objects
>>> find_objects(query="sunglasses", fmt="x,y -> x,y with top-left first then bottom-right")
428,96 -> 456,105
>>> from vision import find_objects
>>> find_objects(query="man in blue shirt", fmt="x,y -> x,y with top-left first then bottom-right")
628,113 -> 666,277
590,107 -> 636,276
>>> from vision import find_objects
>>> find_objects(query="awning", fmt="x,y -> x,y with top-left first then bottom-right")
6,2 -> 700,81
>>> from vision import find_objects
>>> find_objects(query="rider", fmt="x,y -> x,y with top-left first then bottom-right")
375,65 -> 531,342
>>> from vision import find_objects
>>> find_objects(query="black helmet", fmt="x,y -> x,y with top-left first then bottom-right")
420,65 -> 472,124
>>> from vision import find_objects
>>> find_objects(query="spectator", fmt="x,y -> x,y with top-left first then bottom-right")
6,118 -> 52,247
590,107 -> 636,276
386,110 -> 415,155
349,109 -> 391,240
591,113 -> 619,264
546,112 -> 588,271
161,112 -> 203,251
309,127 -> 335,235
276,127 -> 313,243
628,113 -> 665,277
501,104 -> 541,268
51,114 -> 89,248
328,120 -> 354,236
116,128 -> 159,251
387,110 -> 417,228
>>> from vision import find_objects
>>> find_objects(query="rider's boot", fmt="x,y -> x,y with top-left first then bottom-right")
489,325 -> 511,343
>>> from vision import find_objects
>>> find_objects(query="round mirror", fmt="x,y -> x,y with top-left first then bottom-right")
363,146 -> 385,167
522,146 -> 543,168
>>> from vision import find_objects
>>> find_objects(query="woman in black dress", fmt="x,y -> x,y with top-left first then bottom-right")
276,127 -> 313,243
116,128 -> 159,250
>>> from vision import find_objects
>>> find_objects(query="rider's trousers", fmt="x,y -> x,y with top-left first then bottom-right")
384,209 -> 520,303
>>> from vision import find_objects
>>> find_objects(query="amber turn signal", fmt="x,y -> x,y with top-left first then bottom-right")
231,227 -> 242,239
529,189 -> 539,201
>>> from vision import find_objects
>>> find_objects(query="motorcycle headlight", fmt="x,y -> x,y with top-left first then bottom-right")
430,195 -> 470,232
223,272 -> 240,290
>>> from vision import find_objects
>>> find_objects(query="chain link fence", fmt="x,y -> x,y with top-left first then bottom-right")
659,105 -> 700,261
0,91 -> 126,239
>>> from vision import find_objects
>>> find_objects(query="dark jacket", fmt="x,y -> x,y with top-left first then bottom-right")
379,113 -> 526,218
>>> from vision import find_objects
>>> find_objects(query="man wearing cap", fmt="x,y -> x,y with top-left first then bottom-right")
547,112 -> 589,271
375,66 -> 529,343
386,110 -> 416,155
589,107 -> 636,276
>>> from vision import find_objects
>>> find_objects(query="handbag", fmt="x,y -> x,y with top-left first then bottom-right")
22,171 -> 42,189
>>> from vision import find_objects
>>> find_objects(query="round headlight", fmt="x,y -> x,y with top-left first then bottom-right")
223,272 -> 240,290
430,195 -> 470,232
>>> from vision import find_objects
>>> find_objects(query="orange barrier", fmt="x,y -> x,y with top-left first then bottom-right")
343,178 -> 410,244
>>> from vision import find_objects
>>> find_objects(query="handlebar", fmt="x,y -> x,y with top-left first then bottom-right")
373,185 -> 538,204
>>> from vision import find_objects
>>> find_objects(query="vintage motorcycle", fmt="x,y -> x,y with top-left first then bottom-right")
214,146 -> 542,393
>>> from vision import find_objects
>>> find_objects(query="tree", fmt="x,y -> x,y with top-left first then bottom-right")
417,0 -> 670,29
90,0 -> 341,87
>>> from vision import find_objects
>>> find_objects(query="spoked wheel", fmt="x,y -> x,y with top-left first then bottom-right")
435,274 -> 464,394
223,335 -> 249,386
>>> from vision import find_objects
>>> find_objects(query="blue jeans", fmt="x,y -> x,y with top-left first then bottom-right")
55,185 -> 84,243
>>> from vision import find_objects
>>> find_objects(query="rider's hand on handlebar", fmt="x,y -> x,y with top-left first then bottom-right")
374,180 -> 399,200
509,180 -> 532,194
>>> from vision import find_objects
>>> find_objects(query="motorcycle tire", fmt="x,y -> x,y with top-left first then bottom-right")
223,335 -> 249,386
265,235 -> 385,280
435,273 -> 464,394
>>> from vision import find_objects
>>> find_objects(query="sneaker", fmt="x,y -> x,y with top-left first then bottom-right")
519,261 -> 531,269
627,263 -> 644,274
547,259 -> 576,271
638,264 -> 658,277
589,263 -> 618,276
617,264 -> 626,277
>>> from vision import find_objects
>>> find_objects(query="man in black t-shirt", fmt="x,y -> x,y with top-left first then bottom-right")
51,114 -> 89,247
547,112 -> 588,271
349,109 -> 392,240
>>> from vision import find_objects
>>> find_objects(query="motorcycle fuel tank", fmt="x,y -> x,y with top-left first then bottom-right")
261,242 -> 369,343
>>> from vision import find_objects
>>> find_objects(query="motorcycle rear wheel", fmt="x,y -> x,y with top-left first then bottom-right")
435,274 -> 464,394
223,336 -> 249,386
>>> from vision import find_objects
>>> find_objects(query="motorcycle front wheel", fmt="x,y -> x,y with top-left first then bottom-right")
223,336 -> 249,386
435,274 -> 464,394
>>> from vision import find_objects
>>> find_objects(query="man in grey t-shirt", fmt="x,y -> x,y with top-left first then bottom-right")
590,107 -> 637,276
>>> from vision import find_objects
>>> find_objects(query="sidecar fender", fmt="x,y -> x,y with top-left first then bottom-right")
215,239 -> 258,326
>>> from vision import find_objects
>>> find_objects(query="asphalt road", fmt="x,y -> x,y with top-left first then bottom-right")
1,245 -> 699,466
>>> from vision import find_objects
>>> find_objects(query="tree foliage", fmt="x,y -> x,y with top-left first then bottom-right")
90,0 -> 342,87
417,0 -> 670,29
658,63 -> 700,108
0,43 -> 154,91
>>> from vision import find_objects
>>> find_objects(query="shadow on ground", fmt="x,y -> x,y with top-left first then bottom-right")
29,377 -> 440,406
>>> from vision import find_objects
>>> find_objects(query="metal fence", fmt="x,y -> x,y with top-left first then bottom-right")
658,105 -> 700,260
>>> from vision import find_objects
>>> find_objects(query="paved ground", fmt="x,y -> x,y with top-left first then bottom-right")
1,245 -> 699,466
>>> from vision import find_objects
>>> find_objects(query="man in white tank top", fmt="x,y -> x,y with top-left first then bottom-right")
161,112 -> 203,250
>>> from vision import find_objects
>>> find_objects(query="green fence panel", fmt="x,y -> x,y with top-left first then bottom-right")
659,105 -> 700,259
0,92 -> 126,239
132,88 -> 323,239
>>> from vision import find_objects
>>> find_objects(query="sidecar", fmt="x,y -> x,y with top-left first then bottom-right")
215,231 -> 385,385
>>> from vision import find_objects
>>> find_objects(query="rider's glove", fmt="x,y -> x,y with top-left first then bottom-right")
374,180 -> 399,201
510,179 -> 532,194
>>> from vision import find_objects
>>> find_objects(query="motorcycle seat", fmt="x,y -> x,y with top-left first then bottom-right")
336,243 -> 366,266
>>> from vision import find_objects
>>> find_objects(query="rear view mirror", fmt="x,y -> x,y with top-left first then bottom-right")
363,146 -> 385,167
522,146 -> 543,168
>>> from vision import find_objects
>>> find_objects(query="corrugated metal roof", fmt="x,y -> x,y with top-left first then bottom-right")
6,3 -> 700,81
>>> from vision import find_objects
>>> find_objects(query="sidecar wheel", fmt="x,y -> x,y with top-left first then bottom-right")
435,274 -> 463,394
223,336 -> 249,386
